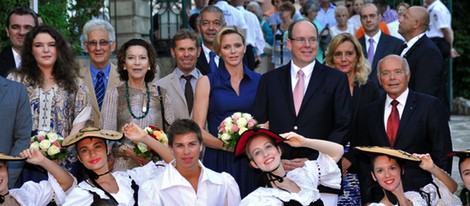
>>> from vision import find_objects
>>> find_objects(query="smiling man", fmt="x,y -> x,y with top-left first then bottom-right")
138,119 -> 241,205
0,7 -> 38,77
80,19 -> 121,127
154,29 -> 203,119
357,54 -> 452,204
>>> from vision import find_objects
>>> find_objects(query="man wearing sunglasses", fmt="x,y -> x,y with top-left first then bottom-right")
80,19 -> 121,128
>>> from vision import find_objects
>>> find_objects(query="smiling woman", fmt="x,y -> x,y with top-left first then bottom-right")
100,39 -> 175,171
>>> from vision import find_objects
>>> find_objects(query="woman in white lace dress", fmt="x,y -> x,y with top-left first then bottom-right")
356,146 -> 461,206
234,129 -> 343,205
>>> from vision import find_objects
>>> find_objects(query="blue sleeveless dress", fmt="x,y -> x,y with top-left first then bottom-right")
203,64 -> 260,198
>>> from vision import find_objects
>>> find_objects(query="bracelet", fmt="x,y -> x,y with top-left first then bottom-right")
121,145 -> 128,160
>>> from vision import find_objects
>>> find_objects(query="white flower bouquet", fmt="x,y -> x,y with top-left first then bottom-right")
218,112 -> 258,149
133,125 -> 168,161
29,130 -> 68,160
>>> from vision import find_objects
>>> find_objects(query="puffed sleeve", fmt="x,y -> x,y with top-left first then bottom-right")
17,172 -> 77,206
62,185 -> 94,206
125,161 -> 167,185
221,172 -> 241,206
403,191 -> 428,206
421,176 -> 462,205
73,78 -> 92,126
305,152 -> 341,189
138,180 -> 163,206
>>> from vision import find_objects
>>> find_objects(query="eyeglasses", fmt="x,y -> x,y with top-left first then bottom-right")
289,37 -> 317,45
86,40 -> 112,47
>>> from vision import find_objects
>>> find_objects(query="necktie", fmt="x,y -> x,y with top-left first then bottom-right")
293,70 -> 305,115
367,38 -> 375,64
399,43 -> 408,57
209,51 -> 218,72
387,100 -> 400,147
95,71 -> 105,110
182,75 -> 194,114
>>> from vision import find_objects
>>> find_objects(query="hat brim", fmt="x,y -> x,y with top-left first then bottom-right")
234,128 -> 284,158
355,146 -> 420,161
447,149 -> 470,157
63,127 -> 123,147
0,153 -> 25,161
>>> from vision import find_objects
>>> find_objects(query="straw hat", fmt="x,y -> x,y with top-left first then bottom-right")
447,149 -> 470,158
355,146 -> 420,161
63,127 -> 123,147
234,128 -> 284,157
0,153 -> 25,161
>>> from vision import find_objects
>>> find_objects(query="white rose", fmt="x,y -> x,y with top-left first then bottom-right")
220,133 -> 231,142
237,117 -> 248,128
242,113 -> 252,119
30,142 -> 40,150
238,127 -> 248,135
223,117 -> 232,124
232,112 -> 242,118
47,145 -> 61,156
39,140 -> 51,151
37,131 -> 47,137
137,142 -> 148,153
47,132 -> 58,141
144,127 -> 152,134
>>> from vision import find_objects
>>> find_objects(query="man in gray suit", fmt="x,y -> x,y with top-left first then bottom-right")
154,29 -> 203,119
80,19 -> 121,127
0,76 -> 32,188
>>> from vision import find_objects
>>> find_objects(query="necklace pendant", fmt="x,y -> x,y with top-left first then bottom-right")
142,106 -> 147,113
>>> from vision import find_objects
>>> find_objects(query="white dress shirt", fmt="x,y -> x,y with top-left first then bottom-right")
214,1 -> 248,30
236,6 -> 265,56
138,160 -> 241,206
365,30 -> 382,58
383,88 -> 409,131
202,43 -> 220,67
425,0 -> 451,38
400,33 -> 425,57
290,60 -> 315,95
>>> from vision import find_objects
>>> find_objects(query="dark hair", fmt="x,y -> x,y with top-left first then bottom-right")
189,13 -> 199,32
287,19 -> 318,39
117,39 -> 157,82
6,6 -> 38,27
198,5 -> 225,26
370,154 -> 404,172
459,154 -> 470,174
278,1 -> 296,18
244,134 -> 279,160
170,29 -> 200,49
19,25 -> 79,93
369,154 -> 405,204
167,119 -> 203,146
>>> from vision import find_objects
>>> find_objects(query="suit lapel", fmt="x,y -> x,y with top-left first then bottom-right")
300,63 -> 326,113
376,97 -> 390,146
0,78 -> 8,101
197,53 -> 210,75
373,34 -> 387,67
107,64 -> 121,88
403,35 -> 426,58
170,71 -> 187,104
278,64 -> 296,116
395,91 -> 416,144
81,66 -> 99,116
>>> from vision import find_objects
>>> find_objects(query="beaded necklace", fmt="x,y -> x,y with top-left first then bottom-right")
125,81 -> 150,119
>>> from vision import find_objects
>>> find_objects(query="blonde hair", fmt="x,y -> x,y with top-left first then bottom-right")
213,26 -> 246,55
325,33 -> 371,86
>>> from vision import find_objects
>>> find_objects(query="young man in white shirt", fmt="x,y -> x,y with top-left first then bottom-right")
138,119 -> 241,205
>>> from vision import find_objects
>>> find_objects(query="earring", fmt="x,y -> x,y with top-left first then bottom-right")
148,67 -> 151,71
123,67 -> 127,70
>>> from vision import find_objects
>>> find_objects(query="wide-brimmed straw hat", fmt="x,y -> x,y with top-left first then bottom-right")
355,146 -> 420,161
234,128 -> 284,158
0,153 -> 25,161
63,127 -> 123,147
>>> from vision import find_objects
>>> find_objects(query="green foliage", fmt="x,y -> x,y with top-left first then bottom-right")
452,1 -> 470,98
38,0 -> 68,39
0,0 -> 29,48
67,0 -> 101,54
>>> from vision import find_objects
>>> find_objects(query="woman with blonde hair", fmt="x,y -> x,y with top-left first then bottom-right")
325,33 -> 379,205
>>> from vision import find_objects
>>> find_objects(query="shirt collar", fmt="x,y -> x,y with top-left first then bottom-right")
11,48 -> 21,68
90,63 -> 111,78
290,60 -> 315,79
160,160 -> 224,190
366,30 -> 382,44
175,68 -> 200,79
405,32 -> 425,48
385,88 -> 409,107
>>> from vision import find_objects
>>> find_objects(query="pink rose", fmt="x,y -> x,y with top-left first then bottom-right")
248,119 -> 257,128
51,141 -> 61,148
231,125 -> 239,133
38,135 -> 45,141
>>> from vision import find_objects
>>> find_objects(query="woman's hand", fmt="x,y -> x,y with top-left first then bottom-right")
413,153 -> 435,171
127,149 -> 150,166
122,122 -> 146,142
20,149 -> 46,165
280,132 -> 306,148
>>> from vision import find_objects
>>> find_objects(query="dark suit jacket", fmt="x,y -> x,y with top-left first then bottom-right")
253,61 -> 352,160
359,33 -> 403,85
357,90 -> 452,203
0,46 -> 16,77
403,34 -> 446,109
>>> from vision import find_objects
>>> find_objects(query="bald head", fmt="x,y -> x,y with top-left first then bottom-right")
398,6 -> 429,41
409,6 -> 429,32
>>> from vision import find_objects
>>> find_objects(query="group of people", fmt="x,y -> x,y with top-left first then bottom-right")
0,1 -> 467,206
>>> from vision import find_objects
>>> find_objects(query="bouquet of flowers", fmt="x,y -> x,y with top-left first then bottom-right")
29,130 -> 68,160
218,112 -> 258,149
133,125 -> 168,161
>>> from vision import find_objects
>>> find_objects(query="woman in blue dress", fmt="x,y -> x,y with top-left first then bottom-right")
193,26 -> 261,197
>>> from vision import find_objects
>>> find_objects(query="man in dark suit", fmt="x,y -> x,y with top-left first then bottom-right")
253,19 -> 351,204
358,3 -> 402,85
398,6 -> 448,114
0,76 -> 32,188
0,7 -> 38,77
357,54 -> 452,203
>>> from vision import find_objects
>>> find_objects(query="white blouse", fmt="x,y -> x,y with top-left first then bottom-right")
240,152 -> 341,206
63,161 -> 166,206
369,175 -> 462,206
138,160 -> 241,206
10,172 -> 77,206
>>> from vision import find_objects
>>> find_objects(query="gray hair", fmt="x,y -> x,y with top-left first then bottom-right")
377,55 -> 410,77
301,0 -> 320,16
197,5 -> 225,26
81,18 -> 116,46
247,1 -> 263,19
